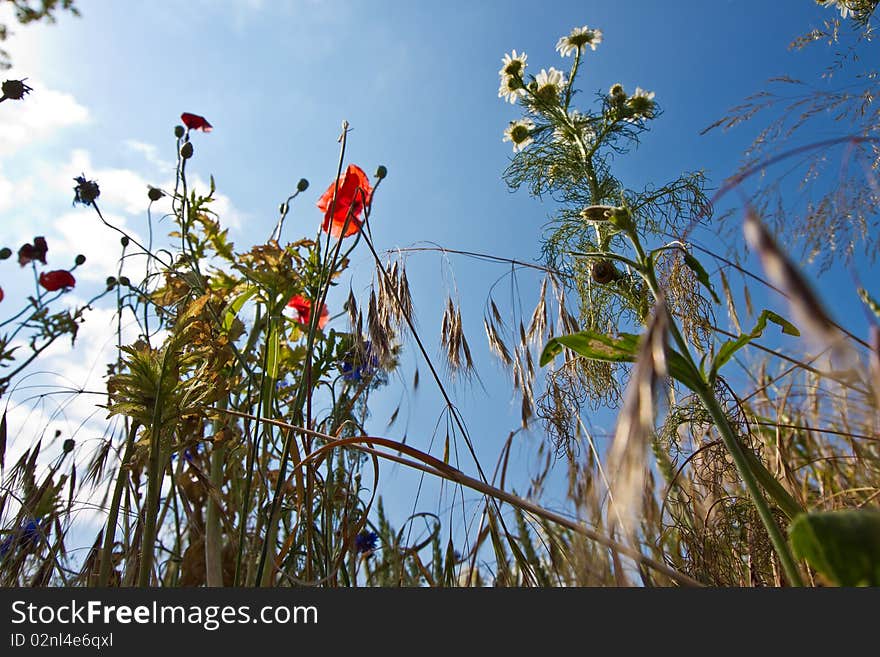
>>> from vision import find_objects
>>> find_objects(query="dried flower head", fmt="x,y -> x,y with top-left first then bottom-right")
1,78 -> 33,101
18,236 -> 48,267
73,175 -> 100,206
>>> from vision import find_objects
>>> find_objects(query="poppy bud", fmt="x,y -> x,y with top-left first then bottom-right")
375,165 -> 388,180
75,254 -> 86,266
174,125 -> 185,139
119,276 -> 131,287
106,276 -> 117,289
297,178 -> 309,192
120,236 -> 130,247
148,186 -> 164,202
63,438 -> 75,453
0,247 -> 11,260
180,142 -> 194,159
591,260 -> 619,284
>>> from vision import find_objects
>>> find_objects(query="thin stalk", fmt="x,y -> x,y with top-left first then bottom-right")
98,421 -> 140,587
137,352 -> 173,587
205,399 -> 227,587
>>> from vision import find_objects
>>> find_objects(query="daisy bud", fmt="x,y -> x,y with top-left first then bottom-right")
591,260 -> 619,284
75,254 -> 86,266
376,165 -> 388,180
297,178 -> 309,192
180,142 -> 194,159
174,125 -> 185,139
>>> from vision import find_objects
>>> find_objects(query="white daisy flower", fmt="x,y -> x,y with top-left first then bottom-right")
533,67 -> 566,105
498,50 -> 528,104
818,0 -> 853,19
499,49 -> 528,77
498,75 -> 525,104
626,87 -> 656,120
556,25 -> 603,57
503,118 -> 536,152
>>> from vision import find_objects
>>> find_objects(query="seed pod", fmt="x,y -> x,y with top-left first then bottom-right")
591,260 -> 618,284
1,79 -> 33,100
580,205 -> 615,222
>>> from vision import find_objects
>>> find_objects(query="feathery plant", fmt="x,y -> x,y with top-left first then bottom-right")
496,24 -> 814,584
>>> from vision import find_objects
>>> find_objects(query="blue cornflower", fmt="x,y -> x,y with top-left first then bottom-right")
341,341 -> 380,383
0,518 -> 42,557
72,175 -> 100,206
354,530 -> 379,554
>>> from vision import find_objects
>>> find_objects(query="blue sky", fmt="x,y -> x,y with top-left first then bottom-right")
1,1 -> 872,546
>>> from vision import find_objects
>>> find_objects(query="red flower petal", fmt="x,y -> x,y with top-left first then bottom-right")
181,112 -> 213,132
39,270 -> 76,292
287,294 -> 329,329
0,286 -> 4,303
317,164 -> 373,238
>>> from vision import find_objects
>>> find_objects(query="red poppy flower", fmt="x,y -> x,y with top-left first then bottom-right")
181,112 -> 213,132
39,270 -> 76,292
287,294 -> 329,330
18,236 -> 48,267
317,164 -> 373,238
0,287 -> 4,303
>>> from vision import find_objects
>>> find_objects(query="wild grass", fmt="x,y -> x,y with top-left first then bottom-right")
2,8 -> 880,587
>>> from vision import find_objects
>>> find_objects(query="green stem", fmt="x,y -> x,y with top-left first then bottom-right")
205,399 -> 227,587
693,383 -> 804,586
137,352 -> 173,587
99,421 -> 140,587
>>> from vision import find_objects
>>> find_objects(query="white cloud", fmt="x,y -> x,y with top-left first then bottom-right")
0,80 -> 89,156
124,139 -> 175,175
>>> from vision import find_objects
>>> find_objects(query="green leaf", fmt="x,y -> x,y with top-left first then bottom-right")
740,446 -> 803,519
710,309 -> 799,380
266,324 -> 280,380
222,288 -> 256,332
541,330 -> 702,389
682,250 -> 720,304
789,510 -> 880,586
539,330 -> 640,367
666,349 -> 702,390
